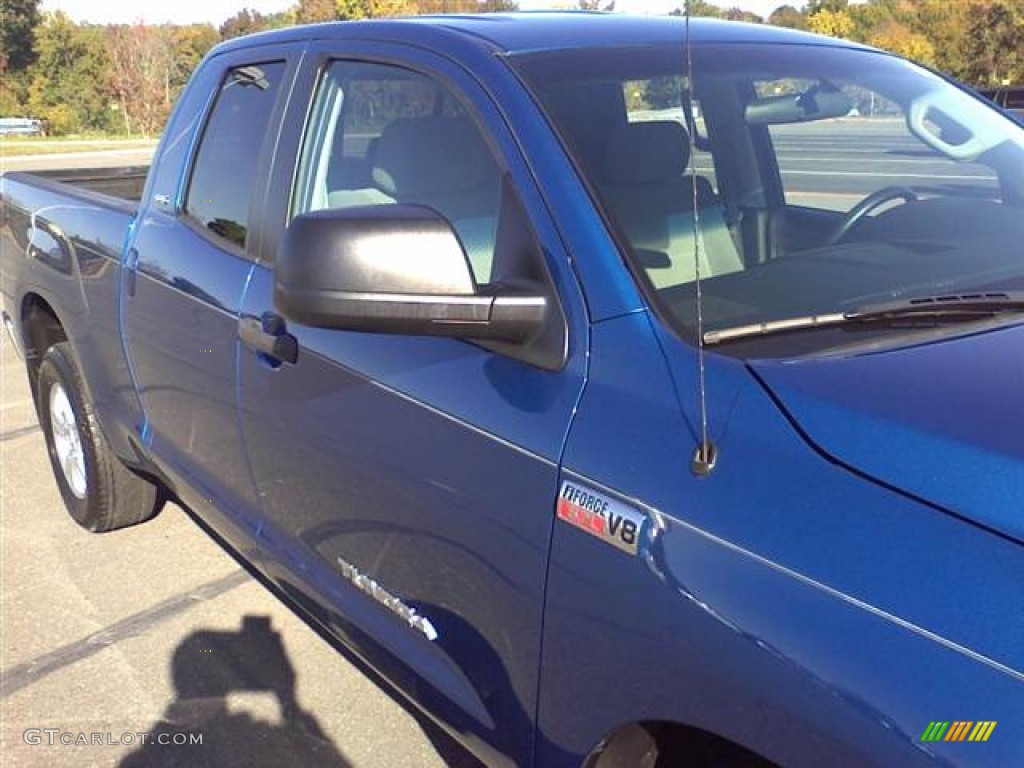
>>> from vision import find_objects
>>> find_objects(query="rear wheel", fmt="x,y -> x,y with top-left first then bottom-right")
37,342 -> 161,532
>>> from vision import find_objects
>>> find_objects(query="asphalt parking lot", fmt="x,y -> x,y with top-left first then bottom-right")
0,317 -> 476,765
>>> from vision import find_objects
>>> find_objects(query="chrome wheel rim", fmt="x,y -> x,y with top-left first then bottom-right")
49,383 -> 87,499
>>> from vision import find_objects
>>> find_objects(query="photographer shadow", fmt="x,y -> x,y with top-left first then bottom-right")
119,615 -> 349,768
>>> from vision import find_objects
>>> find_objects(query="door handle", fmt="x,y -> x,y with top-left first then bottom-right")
239,313 -> 298,365
124,247 -> 139,298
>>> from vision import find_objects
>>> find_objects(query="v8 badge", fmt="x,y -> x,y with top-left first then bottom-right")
557,480 -> 646,556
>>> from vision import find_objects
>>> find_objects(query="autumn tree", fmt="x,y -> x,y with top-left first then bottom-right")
174,24 -> 219,87
106,24 -> 180,135
807,7 -> 855,38
336,0 -> 372,18
298,0 -> 339,23
220,8 -> 270,38
368,0 -> 416,15
413,0 -> 517,11
338,0 -> 516,17
915,0 -> 971,78
961,0 -> 1024,86
869,22 -> 936,65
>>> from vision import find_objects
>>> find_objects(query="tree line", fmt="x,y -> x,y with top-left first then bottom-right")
1,0 -> 1021,136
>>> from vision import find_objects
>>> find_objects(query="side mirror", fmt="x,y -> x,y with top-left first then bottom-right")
275,205 -> 546,343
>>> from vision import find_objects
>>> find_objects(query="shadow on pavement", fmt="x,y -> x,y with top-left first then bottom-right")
119,615 -> 349,768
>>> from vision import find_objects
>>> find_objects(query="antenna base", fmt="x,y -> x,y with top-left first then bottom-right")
690,441 -> 718,477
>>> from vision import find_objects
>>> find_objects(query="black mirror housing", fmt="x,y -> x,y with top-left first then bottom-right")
275,205 -> 546,343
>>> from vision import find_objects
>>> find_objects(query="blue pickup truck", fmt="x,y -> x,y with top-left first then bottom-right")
2,13 -> 1022,767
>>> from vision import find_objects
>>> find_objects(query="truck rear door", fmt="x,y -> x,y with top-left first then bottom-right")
121,46 -> 300,541
235,42 -> 588,767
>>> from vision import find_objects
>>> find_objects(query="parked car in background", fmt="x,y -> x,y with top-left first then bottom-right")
3,13 -> 1023,767
0,117 -> 45,136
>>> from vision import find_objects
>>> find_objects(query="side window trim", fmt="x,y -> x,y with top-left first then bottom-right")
178,48 -> 301,261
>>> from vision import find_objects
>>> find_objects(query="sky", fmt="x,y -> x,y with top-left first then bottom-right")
41,0 -> 792,27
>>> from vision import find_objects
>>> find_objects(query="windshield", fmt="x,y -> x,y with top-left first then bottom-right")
512,43 -> 1024,355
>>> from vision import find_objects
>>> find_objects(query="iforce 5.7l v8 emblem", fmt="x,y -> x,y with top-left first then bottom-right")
557,480 -> 646,556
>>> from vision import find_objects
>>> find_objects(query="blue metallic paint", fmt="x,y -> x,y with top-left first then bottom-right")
233,39 -> 592,767
2,15 -> 1021,768
0,177 -> 145,461
545,311 -> 1023,766
751,324 -> 1024,544
120,208 -> 260,531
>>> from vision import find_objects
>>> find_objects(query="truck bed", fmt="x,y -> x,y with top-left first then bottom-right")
24,165 -> 149,202
1,166 -> 146,463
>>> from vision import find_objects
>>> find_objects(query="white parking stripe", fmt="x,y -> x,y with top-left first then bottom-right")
780,169 -> 992,180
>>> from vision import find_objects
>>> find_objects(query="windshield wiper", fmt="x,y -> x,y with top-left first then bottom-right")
704,292 -> 1024,345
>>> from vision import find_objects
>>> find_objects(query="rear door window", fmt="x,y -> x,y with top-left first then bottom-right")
185,62 -> 286,250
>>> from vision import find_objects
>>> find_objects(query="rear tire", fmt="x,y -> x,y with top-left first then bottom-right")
37,342 -> 161,532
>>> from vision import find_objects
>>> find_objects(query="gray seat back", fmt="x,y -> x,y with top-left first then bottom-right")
369,116 -> 501,281
599,120 -> 743,289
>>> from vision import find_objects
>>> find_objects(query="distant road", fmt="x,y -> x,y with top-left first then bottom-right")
1,145 -> 156,173
2,120 -> 1001,210
761,119 -> 998,208
686,118 -> 1000,210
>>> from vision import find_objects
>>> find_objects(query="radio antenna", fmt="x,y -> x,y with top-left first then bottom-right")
684,0 -> 717,476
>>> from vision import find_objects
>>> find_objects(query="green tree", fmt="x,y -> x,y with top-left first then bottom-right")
264,10 -> 297,29
644,76 -> 682,109
724,7 -> 763,23
675,0 -> 723,16
0,0 -> 41,73
806,0 -> 848,12
27,13 -> 113,134
768,5 -> 806,30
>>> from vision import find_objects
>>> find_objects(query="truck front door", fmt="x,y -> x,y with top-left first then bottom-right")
236,45 -> 587,767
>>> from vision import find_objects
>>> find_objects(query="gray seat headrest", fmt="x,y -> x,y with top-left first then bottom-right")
372,116 -> 487,197
603,121 -> 691,185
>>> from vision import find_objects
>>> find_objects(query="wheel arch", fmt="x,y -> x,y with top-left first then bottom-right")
19,291 -> 68,406
584,720 -> 776,768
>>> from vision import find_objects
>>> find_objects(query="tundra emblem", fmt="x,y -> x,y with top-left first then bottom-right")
337,557 -> 438,641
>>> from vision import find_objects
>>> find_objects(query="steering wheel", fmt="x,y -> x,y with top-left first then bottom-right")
827,185 -> 918,245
